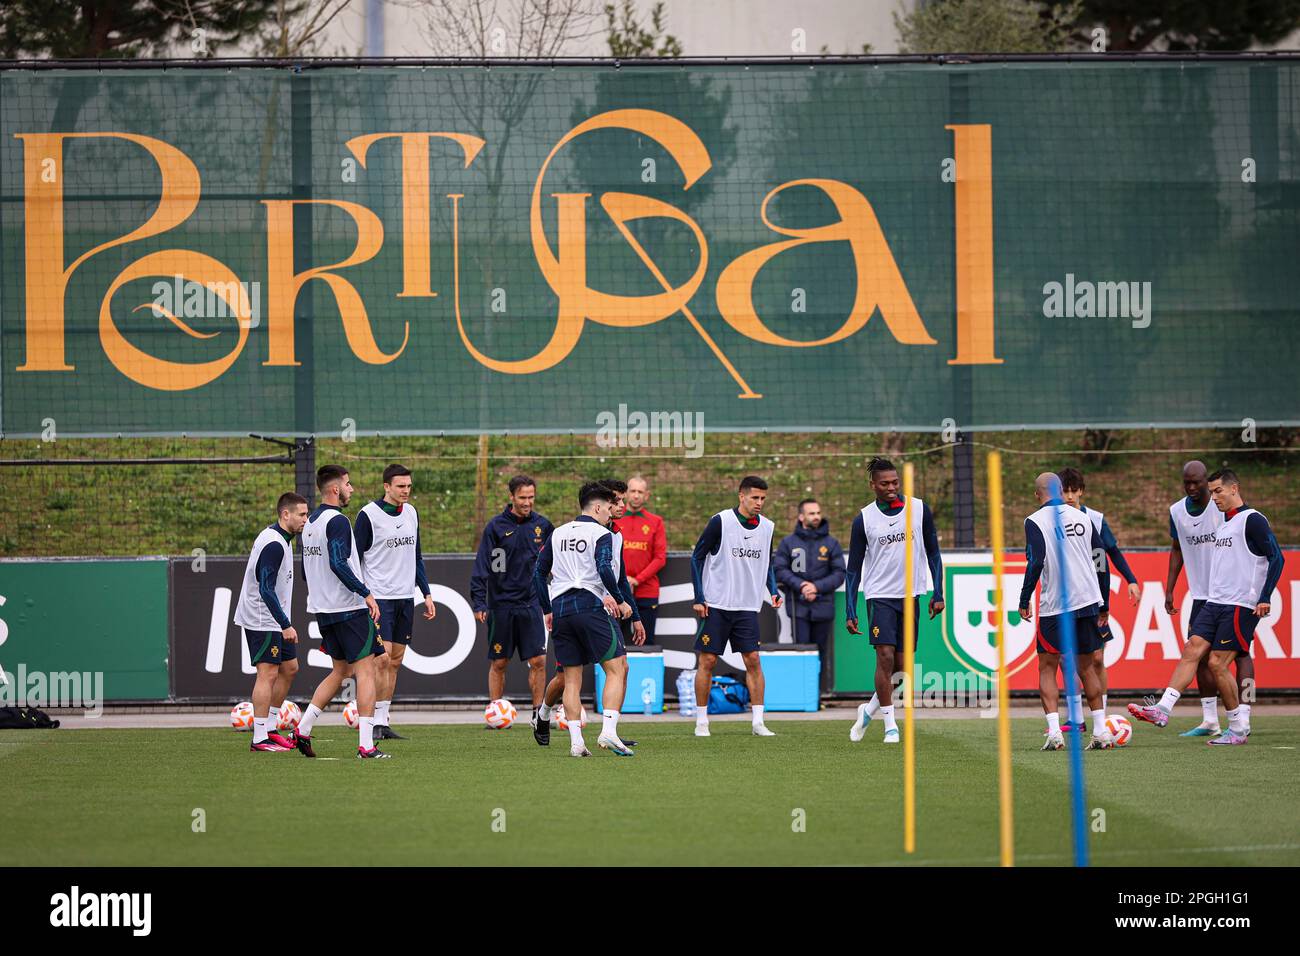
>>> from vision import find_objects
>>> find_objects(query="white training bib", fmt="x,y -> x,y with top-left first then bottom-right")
359,501 -> 420,600
858,497 -> 932,599
1207,508 -> 1269,609
1025,503 -> 1103,617
1169,498 -> 1223,601
547,519 -> 615,604
302,507 -> 367,614
1081,506 -> 1108,574
233,525 -> 293,632
701,509 -> 774,612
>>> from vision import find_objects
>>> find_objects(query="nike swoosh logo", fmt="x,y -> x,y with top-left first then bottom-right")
503,531 -> 514,537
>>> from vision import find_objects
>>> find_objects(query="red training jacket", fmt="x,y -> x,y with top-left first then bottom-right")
613,509 -> 668,600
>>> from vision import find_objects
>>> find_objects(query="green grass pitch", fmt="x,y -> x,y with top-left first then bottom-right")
3,717 -> 1298,866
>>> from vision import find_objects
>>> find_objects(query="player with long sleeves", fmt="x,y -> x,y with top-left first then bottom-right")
1057,467 -> 1141,726
233,492 -> 309,752
294,466 -> 385,759
690,475 -> 782,738
533,481 -> 637,757
846,458 -> 944,745
354,463 -> 436,741
1019,473 -> 1114,751
1130,469 -> 1283,745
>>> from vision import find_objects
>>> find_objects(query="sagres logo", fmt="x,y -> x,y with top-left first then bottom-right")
941,565 -> 1037,683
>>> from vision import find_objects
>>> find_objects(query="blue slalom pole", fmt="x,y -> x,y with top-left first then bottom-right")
1049,495 -> 1090,868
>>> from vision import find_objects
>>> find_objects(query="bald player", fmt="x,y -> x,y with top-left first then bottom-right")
1163,460 -> 1237,737
1131,469 -> 1283,745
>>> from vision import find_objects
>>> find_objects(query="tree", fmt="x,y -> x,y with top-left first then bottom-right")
1074,0 -> 1300,51
605,0 -> 680,57
252,0 -> 355,56
0,0 -> 282,59
894,0 -> 1082,54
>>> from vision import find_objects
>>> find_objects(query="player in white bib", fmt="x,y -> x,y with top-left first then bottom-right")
292,466 -> 385,759
1018,473 -> 1114,751
233,492 -> 309,752
1162,460 -> 1234,737
690,476 -> 782,738
354,464 -> 436,741
537,479 -> 644,748
532,481 -> 638,757
1057,467 -> 1142,729
846,457 -> 944,745
1131,469 -> 1284,745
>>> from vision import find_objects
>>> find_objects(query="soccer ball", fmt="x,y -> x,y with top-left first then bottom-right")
343,699 -> 360,729
230,701 -> 255,731
1105,714 -> 1132,746
484,698 -> 517,729
277,700 -> 302,732
555,703 -> 588,731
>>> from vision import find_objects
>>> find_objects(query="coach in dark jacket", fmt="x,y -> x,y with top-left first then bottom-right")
773,499 -> 845,693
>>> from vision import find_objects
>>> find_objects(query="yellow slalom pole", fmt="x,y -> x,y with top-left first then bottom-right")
988,451 -> 1015,867
902,462 -> 916,854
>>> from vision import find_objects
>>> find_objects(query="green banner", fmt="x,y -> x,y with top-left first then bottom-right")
0,559 -> 169,701
3,61 -> 1298,437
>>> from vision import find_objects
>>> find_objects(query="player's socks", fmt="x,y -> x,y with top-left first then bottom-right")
1101,694 -> 1108,713
1157,687 -> 1180,714
1066,693 -> 1084,725
864,693 -> 882,718
1045,712 -> 1061,735
1090,709 -> 1106,737
751,704 -> 765,727
1240,702 -> 1251,728
1200,697 -> 1219,726
253,715 -> 269,744
694,714 -> 710,737
1226,706 -> 1247,735
568,719 -> 585,750
880,704 -> 897,733
538,702 -> 553,722
298,704 -> 322,737
601,709 -> 618,739
376,700 -> 390,726
360,715 -> 375,751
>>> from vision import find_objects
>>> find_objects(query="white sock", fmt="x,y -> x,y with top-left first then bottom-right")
1240,702 -> 1251,724
880,704 -> 897,732
1226,706 -> 1246,734
1067,693 -> 1083,723
752,704 -> 765,726
1200,697 -> 1219,726
538,701 -> 553,721
1045,712 -> 1061,735
1101,694 -> 1108,713
298,703 -> 322,736
360,715 -> 375,750
1091,708 -> 1106,736
376,700 -> 390,726
1157,688 -> 1180,713
253,716 -> 268,743
568,720 -> 585,749
696,711 -> 709,727
864,693 -> 882,718
602,709 -> 618,738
